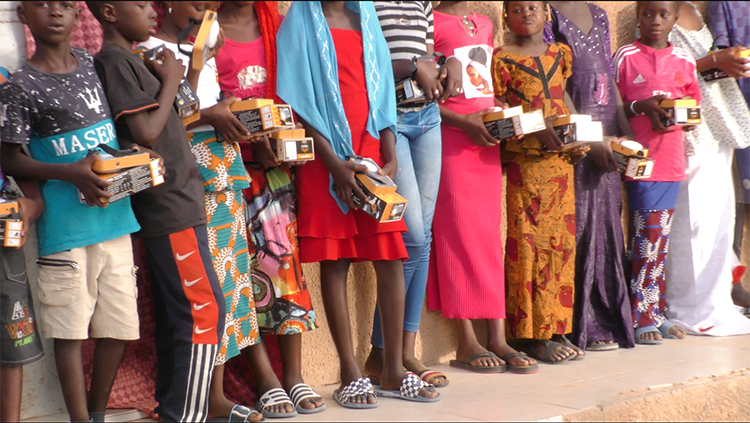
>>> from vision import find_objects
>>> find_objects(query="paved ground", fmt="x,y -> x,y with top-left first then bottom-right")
25,333 -> 750,422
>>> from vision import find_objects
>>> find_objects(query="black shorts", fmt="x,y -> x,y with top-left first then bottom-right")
1,246 -> 43,366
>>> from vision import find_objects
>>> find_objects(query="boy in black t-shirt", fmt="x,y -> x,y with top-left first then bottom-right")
87,2 -> 225,421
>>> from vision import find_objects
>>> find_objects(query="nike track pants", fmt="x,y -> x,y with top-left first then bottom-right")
143,225 -> 225,422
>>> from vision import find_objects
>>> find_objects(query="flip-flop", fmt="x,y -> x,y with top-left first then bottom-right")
523,340 -> 576,364
207,404 -> 263,422
419,370 -> 449,388
557,335 -> 585,360
449,352 -> 507,373
256,388 -> 297,419
500,352 -> 539,374
288,383 -> 326,415
373,372 -> 441,403
332,377 -> 378,410
658,320 -> 685,340
586,341 -> 619,352
635,326 -> 664,345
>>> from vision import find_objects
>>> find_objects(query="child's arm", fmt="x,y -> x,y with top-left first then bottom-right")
15,178 -> 44,246
1,143 -> 111,207
438,106 -> 498,148
694,47 -> 750,79
187,95 -> 251,142
627,95 -> 669,132
297,117 -> 368,210
378,129 -> 398,180
614,86 -> 635,140
123,49 -> 186,147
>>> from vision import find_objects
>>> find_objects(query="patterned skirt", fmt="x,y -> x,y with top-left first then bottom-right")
243,165 -> 317,335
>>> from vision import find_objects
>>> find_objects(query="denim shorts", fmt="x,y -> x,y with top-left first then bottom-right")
0,246 -> 43,366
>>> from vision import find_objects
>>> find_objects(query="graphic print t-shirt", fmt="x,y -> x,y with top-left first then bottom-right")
0,48 -> 140,256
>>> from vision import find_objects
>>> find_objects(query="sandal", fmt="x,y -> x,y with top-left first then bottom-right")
333,377 -> 378,410
256,388 -> 297,419
658,320 -> 685,340
586,341 -> 619,352
449,352 -> 506,373
288,383 -> 326,415
499,352 -> 539,374
522,340 -> 576,364
635,325 -> 664,345
207,404 -> 262,422
373,372 -> 441,403
556,335 -> 585,360
419,370 -> 449,388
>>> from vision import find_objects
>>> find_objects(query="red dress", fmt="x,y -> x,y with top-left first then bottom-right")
296,28 -> 407,263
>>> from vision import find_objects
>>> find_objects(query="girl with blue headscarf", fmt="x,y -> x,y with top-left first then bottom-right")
277,0 -> 440,408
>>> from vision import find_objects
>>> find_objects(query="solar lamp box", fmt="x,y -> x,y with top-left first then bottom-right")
79,159 -> 165,206
701,48 -> 750,82
483,107 -> 546,140
137,45 -> 200,124
0,199 -> 22,248
347,156 -> 407,223
659,99 -> 701,127
191,10 -> 219,71
611,140 -> 655,179
551,114 -> 604,151
395,78 -> 426,106
270,129 -> 315,162
217,99 -> 295,141
91,149 -> 150,173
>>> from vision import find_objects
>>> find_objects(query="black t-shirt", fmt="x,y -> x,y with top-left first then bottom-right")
94,43 -> 205,238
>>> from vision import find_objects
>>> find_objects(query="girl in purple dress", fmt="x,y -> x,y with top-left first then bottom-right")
545,2 -> 635,351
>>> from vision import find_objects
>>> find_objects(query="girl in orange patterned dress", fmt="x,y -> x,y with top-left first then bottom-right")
492,0 -> 585,364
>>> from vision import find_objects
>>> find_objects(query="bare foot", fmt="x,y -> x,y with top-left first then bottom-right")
527,339 -> 574,363
668,325 -> 686,339
403,355 -> 448,386
638,330 -> 663,342
488,342 -> 536,367
284,375 -> 325,411
732,283 -> 750,308
456,342 -> 506,369
380,368 -> 438,400
552,334 -> 584,359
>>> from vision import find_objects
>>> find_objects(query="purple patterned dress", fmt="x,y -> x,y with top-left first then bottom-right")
544,3 -> 634,349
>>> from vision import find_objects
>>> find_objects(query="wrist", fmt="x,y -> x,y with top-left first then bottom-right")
629,100 -> 642,116
712,53 -> 718,67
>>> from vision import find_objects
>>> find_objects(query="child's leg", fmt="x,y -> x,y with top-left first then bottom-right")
372,260 -> 436,399
487,319 -> 535,367
1,366 -> 23,422
243,341 -> 294,414
87,339 -> 127,420
278,333 -> 325,410
455,319 -> 505,368
143,226 -> 226,422
320,259 -> 375,403
54,339 -> 89,421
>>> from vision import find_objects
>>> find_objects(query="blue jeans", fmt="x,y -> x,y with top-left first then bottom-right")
372,102 -> 442,348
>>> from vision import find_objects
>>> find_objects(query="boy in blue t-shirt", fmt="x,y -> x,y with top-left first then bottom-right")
0,3 -> 141,422
0,66 -> 45,423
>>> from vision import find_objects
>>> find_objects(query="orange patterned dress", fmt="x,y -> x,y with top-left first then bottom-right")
492,43 -> 577,340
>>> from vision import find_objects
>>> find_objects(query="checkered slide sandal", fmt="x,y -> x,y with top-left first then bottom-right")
373,372 -> 441,403
333,377 -> 378,409
288,383 -> 326,414
256,388 -> 297,419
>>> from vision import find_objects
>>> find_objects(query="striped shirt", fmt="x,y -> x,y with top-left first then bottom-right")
374,1 -> 434,61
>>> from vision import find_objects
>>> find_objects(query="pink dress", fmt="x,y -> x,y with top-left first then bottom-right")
426,12 -> 505,319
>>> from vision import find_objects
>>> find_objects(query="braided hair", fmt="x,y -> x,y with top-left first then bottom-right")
253,1 -> 281,103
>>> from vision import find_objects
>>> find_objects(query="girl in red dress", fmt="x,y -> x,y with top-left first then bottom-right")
277,1 -> 439,409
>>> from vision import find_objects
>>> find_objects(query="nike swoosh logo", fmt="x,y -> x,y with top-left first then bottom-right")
195,326 -> 213,334
176,251 -> 195,261
193,302 -> 211,311
184,277 -> 203,287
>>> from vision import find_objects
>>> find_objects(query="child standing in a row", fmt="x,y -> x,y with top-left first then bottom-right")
277,0 -> 438,408
493,0 -> 583,364
614,0 -> 699,344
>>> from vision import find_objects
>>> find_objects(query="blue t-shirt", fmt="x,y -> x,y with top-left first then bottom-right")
0,49 -> 140,256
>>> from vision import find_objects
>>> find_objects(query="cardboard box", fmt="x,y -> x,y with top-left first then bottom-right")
611,140 -> 655,179
137,45 -> 200,123
0,199 -> 22,248
347,156 -> 407,222
217,99 -> 295,140
660,98 -> 701,126
79,159 -> 165,205
270,129 -> 315,162
483,107 -> 546,140
91,149 -> 150,173
701,48 -> 750,82
191,10 -> 219,71
395,78 -> 426,106
552,114 -> 603,151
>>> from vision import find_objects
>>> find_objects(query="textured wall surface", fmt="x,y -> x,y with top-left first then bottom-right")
297,0 -> 711,387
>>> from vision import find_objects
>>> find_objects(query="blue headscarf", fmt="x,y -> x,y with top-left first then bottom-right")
277,1 -> 397,214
